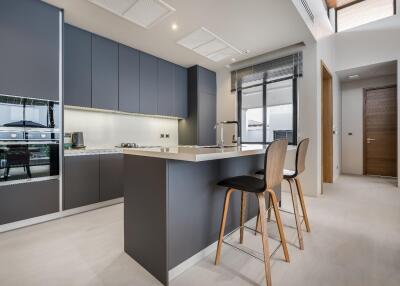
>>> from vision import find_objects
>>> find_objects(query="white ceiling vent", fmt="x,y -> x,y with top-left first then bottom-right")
88,0 -> 176,29
177,27 -> 243,62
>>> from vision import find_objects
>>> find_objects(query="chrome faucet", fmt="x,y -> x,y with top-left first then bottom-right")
214,121 -> 240,148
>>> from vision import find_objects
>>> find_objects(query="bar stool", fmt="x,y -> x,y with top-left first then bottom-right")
256,138 -> 311,250
214,139 -> 289,286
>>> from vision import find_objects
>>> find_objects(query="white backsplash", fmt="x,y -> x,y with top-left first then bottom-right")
64,108 -> 179,148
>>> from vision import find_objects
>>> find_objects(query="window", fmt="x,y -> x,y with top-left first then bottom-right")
234,53 -> 301,145
336,0 -> 396,32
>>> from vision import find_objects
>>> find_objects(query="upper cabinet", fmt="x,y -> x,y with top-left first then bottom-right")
119,44 -> 140,113
64,24 -> 92,107
63,24 -> 188,118
140,53 -> 158,115
174,66 -> 188,118
0,0 -> 60,101
179,66 -> 216,146
91,35 -> 119,111
157,59 -> 174,116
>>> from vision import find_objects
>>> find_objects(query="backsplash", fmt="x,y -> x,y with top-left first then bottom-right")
64,108 -> 179,148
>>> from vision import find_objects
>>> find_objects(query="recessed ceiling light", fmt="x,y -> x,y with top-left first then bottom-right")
171,23 -> 178,31
231,58 -> 236,62
348,74 -> 360,79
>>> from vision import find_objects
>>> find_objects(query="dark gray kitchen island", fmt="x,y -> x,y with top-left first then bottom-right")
123,145 -> 283,285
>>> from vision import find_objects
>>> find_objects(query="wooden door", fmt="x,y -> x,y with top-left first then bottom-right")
322,62 -> 333,184
364,86 -> 397,177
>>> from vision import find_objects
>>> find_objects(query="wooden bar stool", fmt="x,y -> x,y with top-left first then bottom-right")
256,138 -> 311,250
214,139 -> 289,286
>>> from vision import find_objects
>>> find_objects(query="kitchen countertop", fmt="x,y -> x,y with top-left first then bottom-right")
123,144 -> 296,162
64,148 -> 122,156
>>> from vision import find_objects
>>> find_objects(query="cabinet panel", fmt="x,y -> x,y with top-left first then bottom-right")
64,24 -> 92,107
174,66 -> 188,118
64,155 -> 99,210
99,154 -> 124,201
0,0 -> 60,101
198,91 -> 216,146
140,53 -> 158,115
198,66 -> 216,95
119,45 -> 140,113
92,35 -> 119,110
0,179 -> 59,225
157,59 -> 174,116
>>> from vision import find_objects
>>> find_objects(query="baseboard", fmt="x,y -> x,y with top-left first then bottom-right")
0,198 -> 124,233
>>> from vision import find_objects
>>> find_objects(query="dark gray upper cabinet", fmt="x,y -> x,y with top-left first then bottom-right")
198,66 -> 217,95
140,52 -> 158,115
0,179 -> 59,225
174,66 -> 188,118
64,24 -> 92,107
92,35 -> 119,110
64,155 -> 100,210
119,44 -> 140,113
179,65 -> 216,146
157,59 -> 174,116
99,154 -> 124,201
0,0 -> 60,101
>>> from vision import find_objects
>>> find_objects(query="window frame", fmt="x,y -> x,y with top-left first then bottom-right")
335,0 -> 397,32
237,76 -> 298,146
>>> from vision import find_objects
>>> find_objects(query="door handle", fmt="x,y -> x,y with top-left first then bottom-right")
366,138 -> 376,143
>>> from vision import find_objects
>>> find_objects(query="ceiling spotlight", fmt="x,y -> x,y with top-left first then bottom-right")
231,58 -> 236,62
171,23 -> 178,31
348,74 -> 360,79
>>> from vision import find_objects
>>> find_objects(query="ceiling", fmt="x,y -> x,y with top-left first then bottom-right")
43,0 -> 313,71
337,60 -> 397,82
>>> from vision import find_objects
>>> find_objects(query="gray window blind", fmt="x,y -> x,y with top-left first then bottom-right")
231,52 -> 303,92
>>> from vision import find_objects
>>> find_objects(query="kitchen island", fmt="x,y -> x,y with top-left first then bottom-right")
123,145 -> 287,285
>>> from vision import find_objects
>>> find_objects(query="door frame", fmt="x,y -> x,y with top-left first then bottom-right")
321,61 -> 333,190
362,85 -> 397,176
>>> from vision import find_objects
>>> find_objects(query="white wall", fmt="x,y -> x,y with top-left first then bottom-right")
341,75 -> 397,175
64,108 -> 178,148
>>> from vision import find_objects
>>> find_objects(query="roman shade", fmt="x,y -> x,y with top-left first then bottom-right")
231,52 -> 303,92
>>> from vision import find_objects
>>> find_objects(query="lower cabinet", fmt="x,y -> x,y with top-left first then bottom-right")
64,155 -> 100,210
63,154 -> 123,210
99,154 -> 124,201
0,179 -> 59,225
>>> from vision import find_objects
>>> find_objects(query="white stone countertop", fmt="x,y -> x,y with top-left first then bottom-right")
123,145 -> 296,162
64,147 -> 122,156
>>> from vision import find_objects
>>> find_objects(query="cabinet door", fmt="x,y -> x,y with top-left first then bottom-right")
174,66 -> 188,118
140,52 -> 158,115
64,155 -> 99,210
99,154 -> 124,201
197,66 -> 216,95
198,91 -> 216,146
0,0 -> 60,101
92,35 -> 119,110
157,59 -> 174,116
64,24 -> 92,107
0,179 -> 59,225
119,45 -> 140,113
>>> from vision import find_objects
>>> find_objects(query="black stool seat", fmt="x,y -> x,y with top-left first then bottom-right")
218,176 -> 265,193
256,169 -> 296,179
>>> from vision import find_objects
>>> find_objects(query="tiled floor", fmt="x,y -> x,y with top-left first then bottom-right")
0,175 -> 399,286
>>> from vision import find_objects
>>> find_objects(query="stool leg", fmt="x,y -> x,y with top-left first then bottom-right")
255,209 -> 261,235
288,179 -> 304,250
294,177 -> 311,232
240,191 -> 246,244
267,196 -> 272,222
215,188 -> 235,265
257,192 -> 272,286
267,188 -> 290,263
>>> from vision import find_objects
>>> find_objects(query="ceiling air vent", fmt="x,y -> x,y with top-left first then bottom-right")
300,0 -> 314,23
88,0 -> 176,29
177,27 -> 243,62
